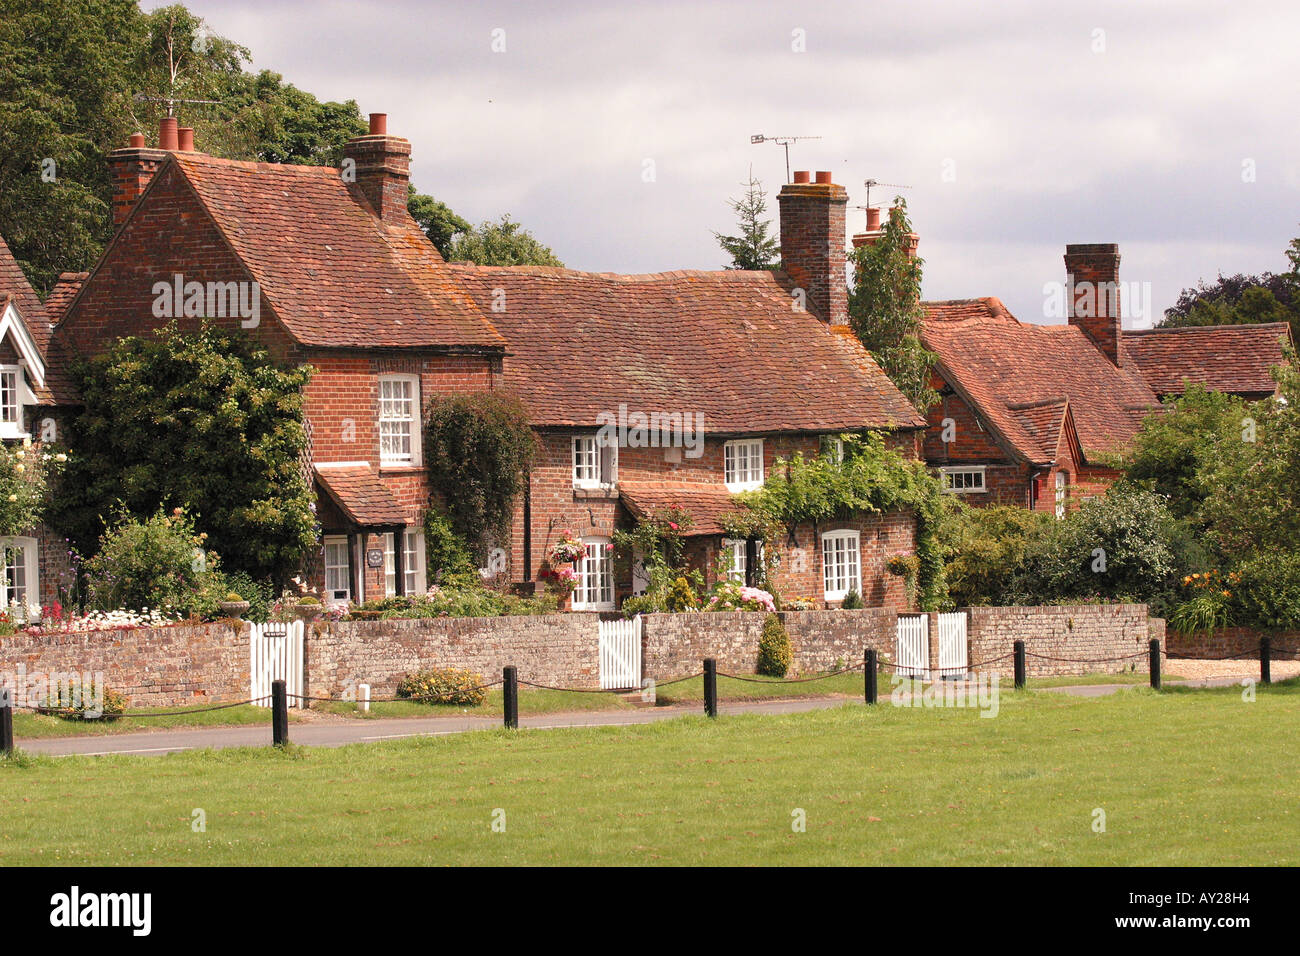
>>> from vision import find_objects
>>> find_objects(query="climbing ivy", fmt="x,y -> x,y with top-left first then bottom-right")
737,433 -> 948,610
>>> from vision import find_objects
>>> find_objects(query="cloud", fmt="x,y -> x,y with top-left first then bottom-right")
173,0 -> 1300,322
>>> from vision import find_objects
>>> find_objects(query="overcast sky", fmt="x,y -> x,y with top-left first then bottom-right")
175,0 -> 1300,326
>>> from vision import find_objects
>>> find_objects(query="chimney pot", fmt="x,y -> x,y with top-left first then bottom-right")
814,170 -> 833,185
158,116 -> 179,151
343,118 -> 412,223
369,112 -> 388,135
129,133 -> 145,148
177,127 -> 195,152
792,170 -> 811,184
866,207 -> 882,231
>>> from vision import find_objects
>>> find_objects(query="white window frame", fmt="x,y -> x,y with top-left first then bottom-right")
378,374 -> 421,467
940,465 -> 987,494
571,535 -> 615,610
821,530 -> 862,602
721,537 -> 747,582
724,438 -> 764,491
1055,471 -> 1067,520
0,536 -> 39,621
384,528 -> 427,597
323,535 -> 351,605
572,434 -> 617,489
823,436 -> 845,465
0,365 -> 24,438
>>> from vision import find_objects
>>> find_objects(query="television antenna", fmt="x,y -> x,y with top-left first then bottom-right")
750,134 -> 822,183
133,92 -> 222,117
861,178 -> 912,211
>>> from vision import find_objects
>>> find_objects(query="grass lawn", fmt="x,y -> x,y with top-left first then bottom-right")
10,704 -> 294,739
2,679 -> 1296,865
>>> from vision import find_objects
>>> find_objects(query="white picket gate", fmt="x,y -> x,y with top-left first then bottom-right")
250,620 -> 306,707
895,613 -> 929,680
936,611 -> 969,679
598,616 -> 642,690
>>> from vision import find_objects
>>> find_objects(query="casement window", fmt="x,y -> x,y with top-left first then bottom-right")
940,465 -> 987,494
572,536 -> 615,610
378,375 -> 421,466
384,528 -> 427,597
572,434 -> 617,488
0,536 -> 39,618
723,439 -> 764,491
721,538 -> 764,584
0,366 -> 23,437
821,530 -> 862,602
323,536 -> 351,605
1055,471 -> 1067,520
823,436 -> 845,466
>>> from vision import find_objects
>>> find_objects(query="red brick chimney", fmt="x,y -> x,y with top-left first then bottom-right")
107,126 -> 167,228
1064,243 -> 1123,366
342,112 -> 413,223
778,171 -> 848,327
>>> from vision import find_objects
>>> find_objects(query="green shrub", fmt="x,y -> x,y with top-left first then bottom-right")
665,576 -> 700,612
940,503 -> 1051,607
840,589 -> 864,610
345,587 -> 557,620
424,509 -> 481,589
1233,552 -> 1300,630
220,571 -> 275,622
756,614 -> 793,677
621,594 -> 660,618
396,667 -> 486,706
42,682 -> 126,720
83,507 -> 220,616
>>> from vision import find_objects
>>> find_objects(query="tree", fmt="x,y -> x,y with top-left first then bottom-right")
52,322 -> 317,585
1159,228 -> 1300,345
408,188 -> 471,258
846,198 -> 938,412
0,0 -> 142,292
714,170 -> 779,271
446,215 -> 564,267
215,70 -> 366,167
1121,384 -> 1250,519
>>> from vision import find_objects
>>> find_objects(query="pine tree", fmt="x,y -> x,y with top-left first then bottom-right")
714,170 -> 779,271
847,197 -> 938,413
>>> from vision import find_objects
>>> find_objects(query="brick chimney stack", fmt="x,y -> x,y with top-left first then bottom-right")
778,171 -> 848,327
342,112 -> 413,223
1064,243 -> 1123,366
107,125 -> 167,228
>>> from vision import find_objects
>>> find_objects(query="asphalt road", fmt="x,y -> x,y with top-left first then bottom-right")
18,677 -> 1247,758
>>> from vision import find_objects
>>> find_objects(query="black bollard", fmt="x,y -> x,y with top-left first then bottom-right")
1014,640 -> 1026,690
865,649 -> 878,705
1149,638 -> 1162,690
703,659 -> 717,718
1260,636 -> 1271,686
503,666 -> 518,729
0,700 -> 12,756
271,680 -> 289,746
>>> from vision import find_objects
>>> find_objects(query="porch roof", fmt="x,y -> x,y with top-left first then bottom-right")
619,480 -> 748,537
314,464 -> 408,528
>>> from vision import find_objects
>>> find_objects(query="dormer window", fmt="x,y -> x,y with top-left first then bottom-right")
573,434 -> 617,488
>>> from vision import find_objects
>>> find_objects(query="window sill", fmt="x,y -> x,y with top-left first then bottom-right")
573,484 -> 619,499
379,464 -> 426,474
725,481 -> 764,493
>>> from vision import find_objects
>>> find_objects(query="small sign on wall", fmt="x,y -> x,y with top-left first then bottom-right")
366,548 -> 384,568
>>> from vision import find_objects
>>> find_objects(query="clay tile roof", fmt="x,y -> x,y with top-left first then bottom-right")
314,465 -> 408,527
448,264 -> 925,433
619,480 -> 748,536
922,298 -> 1159,463
0,237 -> 79,405
1124,323 -> 1293,397
170,154 -> 505,350
43,272 -> 88,324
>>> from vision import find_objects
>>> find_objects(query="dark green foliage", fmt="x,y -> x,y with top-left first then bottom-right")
423,391 -> 536,561
52,322 -> 316,585
408,188 -> 471,258
756,614 -> 793,677
423,509 -> 480,589
840,590 -> 863,610
714,171 -> 779,271
846,198 -> 939,412
82,507 -> 217,614
447,215 -> 564,267
940,503 -> 1052,607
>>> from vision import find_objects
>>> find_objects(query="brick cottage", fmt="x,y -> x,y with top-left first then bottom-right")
50,116 -> 926,612
846,211 -> 1294,513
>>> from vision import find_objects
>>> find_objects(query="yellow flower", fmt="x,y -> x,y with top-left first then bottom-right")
1222,590 -> 1231,598
14,464 -> 23,473
6,494 -> 16,503
1182,576 -> 1191,585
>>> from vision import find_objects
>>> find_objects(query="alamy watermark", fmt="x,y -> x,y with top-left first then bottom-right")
890,673 -> 1000,718
1042,276 -> 1154,325
1,665 -> 106,718
152,273 -> 260,328
596,403 -> 705,458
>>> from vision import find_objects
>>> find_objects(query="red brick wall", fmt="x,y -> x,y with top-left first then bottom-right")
510,430 -> 916,610
1166,626 -> 1300,661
